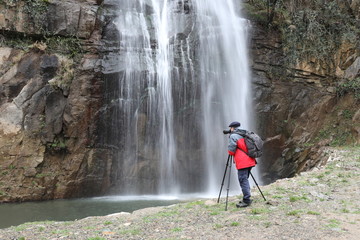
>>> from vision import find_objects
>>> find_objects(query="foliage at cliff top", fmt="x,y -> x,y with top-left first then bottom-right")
245,0 -> 359,64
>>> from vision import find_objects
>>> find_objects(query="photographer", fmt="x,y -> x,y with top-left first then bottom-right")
227,121 -> 257,208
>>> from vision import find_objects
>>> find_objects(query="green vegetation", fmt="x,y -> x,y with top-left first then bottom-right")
15,221 -> 54,231
337,78 -> 360,100
45,36 -> 84,60
184,200 -> 204,208
272,194 -> 284,199
155,210 -> 179,217
35,172 -> 52,178
326,219 -> 341,229
0,34 -> 33,51
0,0 -> 84,60
46,138 -> 67,151
0,33 -> 83,62
286,209 -> 303,216
289,195 -> 309,202
213,223 -> 224,229
251,207 -> 270,215
342,109 -> 354,120
119,228 -> 141,235
38,226 -> 45,231
171,227 -> 182,232
142,209 -> 179,223
209,211 -> 220,216
264,221 -> 272,228
51,229 -> 70,235
307,210 -> 320,215
243,1 -> 268,26
8,165 -> 16,170
0,0 -> 49,33
315,115 -> 357,147
316,173 -> 325,179
49,58 -> 75,91
274,186 -> 288,193
86,237 -> 106,240
23,0 -> 50,34
341,208 -> 350,213
230,222 -> 240,227
281,2 -> 358,64
245,0 -> 359,65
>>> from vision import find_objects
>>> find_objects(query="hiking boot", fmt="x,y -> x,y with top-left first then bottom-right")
236,200 -> 252,208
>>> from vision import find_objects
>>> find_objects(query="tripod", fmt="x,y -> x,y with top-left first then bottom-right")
217,155 -> 233,211
217,155 -> 266,211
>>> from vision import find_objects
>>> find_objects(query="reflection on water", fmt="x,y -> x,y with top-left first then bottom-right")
0,195 -> 192,229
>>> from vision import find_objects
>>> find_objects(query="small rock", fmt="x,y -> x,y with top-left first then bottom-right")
106,212 -> 130,217
309,178 -> 319,183
204,200 -> 216,206
102,231 -> 115,235
309,191 -> 328,200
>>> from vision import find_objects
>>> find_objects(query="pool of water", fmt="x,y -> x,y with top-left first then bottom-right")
0,195 -> 193,229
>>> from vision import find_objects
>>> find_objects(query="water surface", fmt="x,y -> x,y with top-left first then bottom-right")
0,195 -> 188,229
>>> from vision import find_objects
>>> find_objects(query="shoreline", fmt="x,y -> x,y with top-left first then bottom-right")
0,147 -> 359,239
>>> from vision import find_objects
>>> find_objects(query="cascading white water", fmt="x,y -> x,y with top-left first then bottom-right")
194,0 -> 253,194
110,0 -> 253,196
150,0 -> 176,194
112,0 -> 193,195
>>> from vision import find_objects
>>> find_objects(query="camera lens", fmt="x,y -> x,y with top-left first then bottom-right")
223,129 -> 231,134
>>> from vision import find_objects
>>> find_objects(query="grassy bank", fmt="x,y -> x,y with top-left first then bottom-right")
0,146 -> 359,240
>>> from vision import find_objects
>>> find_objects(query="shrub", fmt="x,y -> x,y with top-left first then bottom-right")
244,0 -> 359,65
337,78 -> 360,99
286,209 -> 303,216
230,222 -> 240,226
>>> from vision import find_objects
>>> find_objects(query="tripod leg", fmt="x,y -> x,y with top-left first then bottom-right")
217,155 -> 231,203
225,156 -> 232,211
250,172 -> 267,201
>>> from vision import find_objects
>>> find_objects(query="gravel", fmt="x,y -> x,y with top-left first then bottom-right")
0,147 -> 359,240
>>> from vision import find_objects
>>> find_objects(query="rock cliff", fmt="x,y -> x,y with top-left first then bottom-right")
0,0 -> 109,202
248,0 -> 360,182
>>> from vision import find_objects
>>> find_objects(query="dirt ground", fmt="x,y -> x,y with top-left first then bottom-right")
0,147 -> 359,240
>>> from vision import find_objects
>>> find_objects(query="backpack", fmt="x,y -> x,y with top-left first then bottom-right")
235,130 -> 264,158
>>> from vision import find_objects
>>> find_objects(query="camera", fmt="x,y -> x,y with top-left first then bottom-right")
223,129 -> 231,134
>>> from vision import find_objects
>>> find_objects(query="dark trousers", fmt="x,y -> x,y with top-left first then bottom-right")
237,167 -> 252,203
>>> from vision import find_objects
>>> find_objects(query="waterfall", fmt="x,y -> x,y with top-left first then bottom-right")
107,0 -> 253,196
194,0 -> 253,194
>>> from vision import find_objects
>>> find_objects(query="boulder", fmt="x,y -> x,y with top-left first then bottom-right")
0,103 -> 23,135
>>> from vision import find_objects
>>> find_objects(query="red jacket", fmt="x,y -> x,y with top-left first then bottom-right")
228,137 -> 256,170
